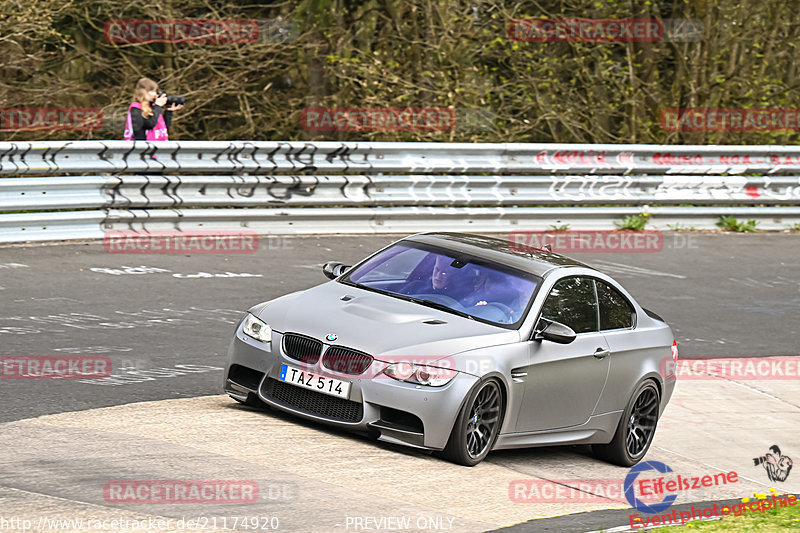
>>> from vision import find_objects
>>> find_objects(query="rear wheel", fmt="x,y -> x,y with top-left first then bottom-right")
441,379 -> 504,466
593,380 -> 659,466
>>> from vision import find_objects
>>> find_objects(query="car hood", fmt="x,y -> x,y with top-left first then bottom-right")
251,281 -> 519,360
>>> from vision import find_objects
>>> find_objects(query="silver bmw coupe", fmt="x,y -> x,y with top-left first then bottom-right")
225,232 -> 676,466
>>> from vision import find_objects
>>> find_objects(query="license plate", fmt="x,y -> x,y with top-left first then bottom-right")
279,364 -> 351,399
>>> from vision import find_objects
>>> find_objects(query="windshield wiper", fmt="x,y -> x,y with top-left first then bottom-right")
403,296 -> 475,320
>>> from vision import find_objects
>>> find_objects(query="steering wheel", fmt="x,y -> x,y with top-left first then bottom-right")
414,293 -> 464,309
483,302 -> 516,323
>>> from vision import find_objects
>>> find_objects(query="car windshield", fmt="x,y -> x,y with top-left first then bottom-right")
343,242 -> 540,326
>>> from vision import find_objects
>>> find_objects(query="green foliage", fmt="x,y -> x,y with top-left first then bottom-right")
549,223 -> 570,231
615,214 -> 649,231
657,491 -> 800,532
2,0 -> 800,143
716,216 -> 759,232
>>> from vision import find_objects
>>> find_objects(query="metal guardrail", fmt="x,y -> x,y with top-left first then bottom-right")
3,175 -> 800,211
2,141 -> 800,242
6,140 -> 800,174
5,207 -> 799,243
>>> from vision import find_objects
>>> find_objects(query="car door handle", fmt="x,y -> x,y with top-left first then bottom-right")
593,348 -> 610,359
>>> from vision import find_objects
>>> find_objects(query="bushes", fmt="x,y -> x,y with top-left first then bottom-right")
3,0 -> 800,143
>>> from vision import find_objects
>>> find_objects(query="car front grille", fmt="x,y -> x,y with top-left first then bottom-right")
322,347 -> 374,375
282,333 -> 322,364
261,378 -> 363,423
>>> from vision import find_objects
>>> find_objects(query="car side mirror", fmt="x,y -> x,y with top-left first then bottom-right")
534,320 -> 577,344
323,261 -> 350,280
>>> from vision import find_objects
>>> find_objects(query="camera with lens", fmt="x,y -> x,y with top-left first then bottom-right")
155,92 -> 186,106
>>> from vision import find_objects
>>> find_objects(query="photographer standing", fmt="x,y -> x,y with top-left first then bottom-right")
123,77 -> 183,141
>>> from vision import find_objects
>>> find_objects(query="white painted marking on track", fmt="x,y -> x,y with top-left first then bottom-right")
12,297 -> 81,303
296,263 -> 325,270
589,260 -> 687,279
0,263 -> 29,269
77,364 -> 223,386
53,346 -> 132,354
0,307 -> 243,335
172,271 -> 263,279
90,266 -> 171,276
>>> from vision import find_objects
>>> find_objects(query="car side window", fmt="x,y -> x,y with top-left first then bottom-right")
596,280 -> 635,330
540,276 -> 598,334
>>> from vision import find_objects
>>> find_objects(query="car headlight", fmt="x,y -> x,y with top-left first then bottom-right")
242,313 -> 272,343
381,362 -> 456,387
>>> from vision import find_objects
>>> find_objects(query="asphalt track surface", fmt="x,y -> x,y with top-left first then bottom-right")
1,232 -> 799,533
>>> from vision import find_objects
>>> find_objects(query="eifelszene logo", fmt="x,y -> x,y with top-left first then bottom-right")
625,461 -> 677,513
625,460 -> 740,514
754,445 -> 793,482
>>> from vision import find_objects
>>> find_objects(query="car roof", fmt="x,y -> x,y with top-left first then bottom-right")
402,232 -> 591,277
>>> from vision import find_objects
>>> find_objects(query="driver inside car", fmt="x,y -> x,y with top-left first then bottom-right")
460,269 -> 525,323
401,255 -> 476,302
401,254 -> 525,323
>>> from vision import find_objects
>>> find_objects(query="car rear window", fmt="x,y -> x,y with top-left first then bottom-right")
596,280 -> 635,330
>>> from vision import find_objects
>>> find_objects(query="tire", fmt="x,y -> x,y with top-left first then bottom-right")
593,380 -> 660,467
441,379 -> 504,466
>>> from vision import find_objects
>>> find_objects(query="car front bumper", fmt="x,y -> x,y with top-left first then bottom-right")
224,325 -> 479,451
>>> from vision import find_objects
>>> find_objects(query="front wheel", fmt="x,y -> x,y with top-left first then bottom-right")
441,379 -> 504,466
593,380 -> 660,466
